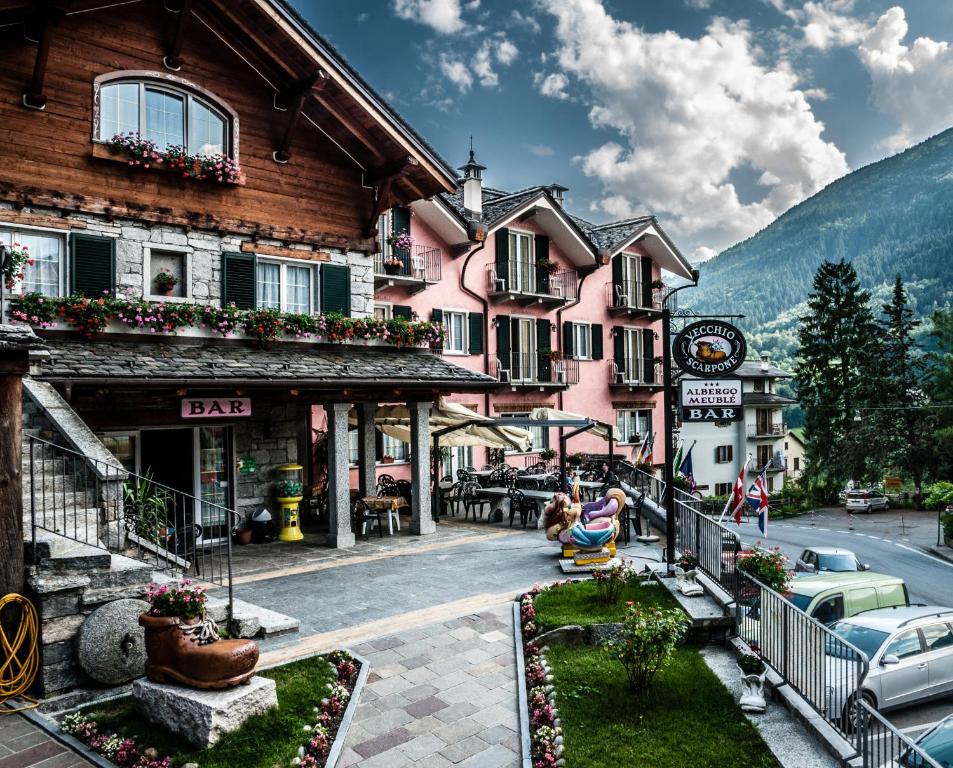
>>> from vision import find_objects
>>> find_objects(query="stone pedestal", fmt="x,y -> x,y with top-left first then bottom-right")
132,675 -> 278,747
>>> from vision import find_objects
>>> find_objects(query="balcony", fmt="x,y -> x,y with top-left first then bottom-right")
374,244 -> 441,293
607,358 -> 665,391
756,457 -> 787,473
747,422 -> 786,438
486,260 -> 577,307
497,352 -> 579,389
605,280 -> 664,318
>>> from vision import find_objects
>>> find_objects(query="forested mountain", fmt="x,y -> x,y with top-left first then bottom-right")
685,127 -> 953,368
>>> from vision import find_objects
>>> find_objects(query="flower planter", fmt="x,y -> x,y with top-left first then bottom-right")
155,284 -> 176,296
232,527 -> 253,546
383,263 -> 402,276
737,663 -> 768,713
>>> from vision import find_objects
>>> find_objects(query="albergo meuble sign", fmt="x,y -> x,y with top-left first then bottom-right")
679,379 -> 742,422
673,320 -> 747,376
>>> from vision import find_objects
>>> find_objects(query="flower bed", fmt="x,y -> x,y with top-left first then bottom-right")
59,651 -> 360,768
11,293 -> 444,347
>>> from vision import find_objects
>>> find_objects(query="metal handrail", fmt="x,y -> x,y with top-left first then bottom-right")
28,434 -> 235,623
858,700 -> 942,768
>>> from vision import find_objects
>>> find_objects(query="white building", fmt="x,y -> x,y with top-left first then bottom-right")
679,357 -> 795,496
785,429 -> 807,481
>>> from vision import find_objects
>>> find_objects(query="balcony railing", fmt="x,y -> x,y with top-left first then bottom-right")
486,259 -> 578,303
374,244 -> 441,289
755,457 -> 787,472
608,357 -> 664,387
747,422 -> 786,438
605,280 -> 664,315
497,352 -> 579,387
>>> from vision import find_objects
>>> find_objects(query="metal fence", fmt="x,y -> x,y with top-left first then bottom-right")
673,495 -> 743,596
28,435 -> 235,621
857,700 -> 942,768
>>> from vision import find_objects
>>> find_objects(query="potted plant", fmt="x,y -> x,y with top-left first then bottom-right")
541,348 -> 561,361
536,258 -> 559,275
737,653 -> 767,713
2,242 -> 33,289
122,472 -> 170,545
154,270 -> 178,296
382,256 -> 403,276
488,447 -> 506,466
650,278 -> 665,290
381,454 -> 395,464
539,448 -> 557,463
737,547 -> 791,594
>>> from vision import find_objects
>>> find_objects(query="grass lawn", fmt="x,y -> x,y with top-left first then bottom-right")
533,579 -> 678,633
546,644 -> 779,768
83,655 -> 338,768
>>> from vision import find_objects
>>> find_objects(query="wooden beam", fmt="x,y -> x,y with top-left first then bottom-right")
22,2 -> 64,110
365,156 -> 418,187
364,177 -> 393,238
273,70 -> 328,164
163,0 -> 194,71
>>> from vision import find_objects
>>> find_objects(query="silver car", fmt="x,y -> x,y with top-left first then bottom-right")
826,606 -> 953,721
846,489 -> 889,513
795,546 -> 869,573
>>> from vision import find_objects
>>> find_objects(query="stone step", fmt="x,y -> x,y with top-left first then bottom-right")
21,474 -> 86,495
206,597 -> 300,639
81,581 -> 151,608
27,531 -> 112,571
87,553 -> 155,589
20,457 -> 69,474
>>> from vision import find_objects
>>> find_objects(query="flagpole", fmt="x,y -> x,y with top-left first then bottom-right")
717,453 -> 751,523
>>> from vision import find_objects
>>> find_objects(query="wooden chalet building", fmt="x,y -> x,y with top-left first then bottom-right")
0,0 -> 499,554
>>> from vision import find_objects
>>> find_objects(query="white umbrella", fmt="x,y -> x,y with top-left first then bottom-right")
525,406 -> 621,442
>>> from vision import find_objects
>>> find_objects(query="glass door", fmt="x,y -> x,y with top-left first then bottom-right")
509,231 -> 536,293
623,328 -> 642,382
514,318 -> 537,382
196,426 -> 232,540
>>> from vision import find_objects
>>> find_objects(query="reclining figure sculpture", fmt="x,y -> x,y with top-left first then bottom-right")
543,488 -> 625,564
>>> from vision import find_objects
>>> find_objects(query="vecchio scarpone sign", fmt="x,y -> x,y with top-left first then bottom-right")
673,320 -> 747,376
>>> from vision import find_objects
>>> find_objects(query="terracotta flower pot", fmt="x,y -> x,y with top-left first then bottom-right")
155,283 -> 175,296
232,527 -> 252,546
139,612 -> 258,689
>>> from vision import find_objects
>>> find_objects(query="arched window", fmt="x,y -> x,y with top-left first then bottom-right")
95,73 -> 237,158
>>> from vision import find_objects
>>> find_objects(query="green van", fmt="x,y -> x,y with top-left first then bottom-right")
788,572 -> 909,624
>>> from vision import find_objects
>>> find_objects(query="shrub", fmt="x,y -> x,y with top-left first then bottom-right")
926,482 -> 953,511
737,547 -> 791,594
942,513 -> 953,540
591,561 -> 633,604
604,603 -> 689,693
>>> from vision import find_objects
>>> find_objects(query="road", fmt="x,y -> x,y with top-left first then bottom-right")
734,506 -> 953,738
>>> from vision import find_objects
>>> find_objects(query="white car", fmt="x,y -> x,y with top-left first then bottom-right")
825,605 -> 953,724
795,546 -> 869,574
846,489 -> 889,514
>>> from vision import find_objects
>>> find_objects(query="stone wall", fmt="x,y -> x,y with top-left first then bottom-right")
0,202 -> 375,318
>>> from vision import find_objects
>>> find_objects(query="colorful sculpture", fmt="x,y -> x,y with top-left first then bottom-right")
544,488 -> 626,563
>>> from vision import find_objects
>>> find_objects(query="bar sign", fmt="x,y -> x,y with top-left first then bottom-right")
181,397 -> 252,419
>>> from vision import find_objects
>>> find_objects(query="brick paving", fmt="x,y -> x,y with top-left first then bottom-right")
338,603 -> 521,768
0,713 -> 92,768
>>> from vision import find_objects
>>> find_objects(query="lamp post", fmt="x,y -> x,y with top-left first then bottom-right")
662,269 -> 699,570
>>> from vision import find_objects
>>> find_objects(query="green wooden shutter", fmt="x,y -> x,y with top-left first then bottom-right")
69,233 -> 115,297
468,312 -> 484,354
641,256 -> 653,307
431,308 -> 443,325
496,313 -> 511,369
562,321 -> 574,358
537,318 -> 552,381
642,328 -> 655,382
393,305 -> 412,320
321,264 -> 351,316
221,252 -> 256,309
391,206 -> 411,235
495,227 -> 509,290
534,234 -> 550,295
611,254 -> 623,304
591,323 -> 603,360
613,326 -> 625,377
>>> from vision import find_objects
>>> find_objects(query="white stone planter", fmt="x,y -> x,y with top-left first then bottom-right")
737,664 -> 767,713
674,566 -> 704,596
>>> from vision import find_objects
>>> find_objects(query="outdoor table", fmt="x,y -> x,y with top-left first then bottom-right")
355,495 -> 406,537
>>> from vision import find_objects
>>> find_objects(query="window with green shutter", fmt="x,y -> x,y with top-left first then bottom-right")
641,256 -> 653,307
320,264 -> 351,316
613,326 -> 625,371
391,206 -> 411,236
221,252 -> 256,309
431,308 -> 443,325
562,321 -> 574,358
611,254 -> 624,306
494,227 -> 509,290
642,328 -> 655,381
537,317 -> 552,380
393,305 -> 413,320
591,323 -> 604,360
468,312 -> 484,354
495,313 -> 511,376
534,234 -> 550,295
69,233 -> 115,298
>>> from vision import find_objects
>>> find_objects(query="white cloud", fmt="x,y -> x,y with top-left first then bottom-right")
536,71 -> 570,100
511,10 -> 541,34
393,0 -> 465,35
538,0 -> 848,255
801,1 -> 866,50
496,38 -> 518,65
685,0 -> 713,9
356,12 -> 369,23
691,246 -> 718,264
469,36 -> 518,88
527,143 -> 556,157
439,54 -> 473,91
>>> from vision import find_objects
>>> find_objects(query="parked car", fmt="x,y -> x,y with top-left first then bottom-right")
900,712 -> 953,767
846,489 -> 889,513
788,572 -> 908,624
826,606 -> 953,723
795,546 -> 869,574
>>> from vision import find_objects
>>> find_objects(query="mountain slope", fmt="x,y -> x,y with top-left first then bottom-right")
686,127 -> 953,366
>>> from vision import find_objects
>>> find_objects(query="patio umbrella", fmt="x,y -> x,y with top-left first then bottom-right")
526,406 -> 621,442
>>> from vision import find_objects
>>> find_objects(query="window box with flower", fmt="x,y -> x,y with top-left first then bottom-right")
101,132 -> 244,186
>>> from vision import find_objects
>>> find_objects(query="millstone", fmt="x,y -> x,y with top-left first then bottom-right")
77,598 -> 149,685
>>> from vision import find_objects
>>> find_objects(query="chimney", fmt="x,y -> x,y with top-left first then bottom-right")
458,142 -> 486,220
760,352 -> 769,371
547,184 -> 568,207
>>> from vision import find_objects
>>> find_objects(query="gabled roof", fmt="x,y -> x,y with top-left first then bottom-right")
735,361 -> 792,379
581,216 -> 655,251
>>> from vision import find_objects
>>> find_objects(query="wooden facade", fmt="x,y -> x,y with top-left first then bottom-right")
0,0 -> 456,248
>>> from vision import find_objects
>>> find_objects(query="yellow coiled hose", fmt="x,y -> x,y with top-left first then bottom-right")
0,593 -> 39,713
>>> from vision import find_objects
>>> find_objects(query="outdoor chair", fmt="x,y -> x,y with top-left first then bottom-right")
395,479 -> 412,510
410,253 -> 426,280
496,356 -> 510,383
464,465 -> 478,472
543,476 -> 561,492
518,477 -> 541,491
615,283 -> 630,308
456,468 -> 474,483
504,468 -> 520,488
620,492 -> 645,545
463,482 -> 490,521
488,468 -> 507,487
480,464 -> 493,471
444,482 -> 465,516
507,488 -> 535,529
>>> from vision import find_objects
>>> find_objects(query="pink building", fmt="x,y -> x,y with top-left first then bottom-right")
351,149 -> 694,481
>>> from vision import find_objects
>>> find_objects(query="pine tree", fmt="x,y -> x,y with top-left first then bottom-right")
863,276 -> 933,494
794,260 -> 878,493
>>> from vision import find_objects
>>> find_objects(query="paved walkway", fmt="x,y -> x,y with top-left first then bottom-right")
0,712 -> 92,768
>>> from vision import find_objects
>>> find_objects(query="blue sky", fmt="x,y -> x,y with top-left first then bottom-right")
297,0 -> 953,261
